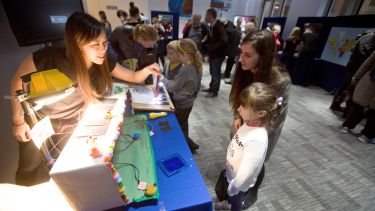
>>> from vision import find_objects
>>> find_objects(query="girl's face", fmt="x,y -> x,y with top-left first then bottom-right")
81,32 -> 108,67
239,43 -> 260,73
167,47 -> 180,63
237,105 -> 265,122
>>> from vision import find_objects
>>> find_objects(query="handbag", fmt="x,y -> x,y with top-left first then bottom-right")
215,169 -> 229,201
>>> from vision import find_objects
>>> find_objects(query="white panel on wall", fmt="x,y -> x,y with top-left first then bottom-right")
282,0 -> 327,39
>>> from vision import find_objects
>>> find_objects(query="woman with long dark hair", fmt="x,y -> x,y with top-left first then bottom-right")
226,30 -> 291,209
10,12 -> 159,186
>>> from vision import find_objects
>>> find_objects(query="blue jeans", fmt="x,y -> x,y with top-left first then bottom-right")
209,57 -> 224,93
228,191 -> 246,211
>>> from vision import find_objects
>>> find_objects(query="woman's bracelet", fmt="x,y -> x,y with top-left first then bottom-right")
13,121 -> 25,126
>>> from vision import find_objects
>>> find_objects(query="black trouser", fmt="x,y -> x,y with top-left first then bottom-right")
175,106 -> 196,147
209,56 -> 225,94
16,141 -> 50,186
295,51 -> 316,85
15,118 -> 76,186
343,102 -> 375,139
223,56 -> 236,77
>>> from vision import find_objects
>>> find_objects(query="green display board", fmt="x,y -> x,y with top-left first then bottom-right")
112,114 -> 159,203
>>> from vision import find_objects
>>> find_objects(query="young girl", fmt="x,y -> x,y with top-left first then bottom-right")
163,40 -> 182,101
162,38 -> 202,153
228,31 -> 290,209
164,40 -> 182,79
10,12 -> 159,186
216,82 -> 283,210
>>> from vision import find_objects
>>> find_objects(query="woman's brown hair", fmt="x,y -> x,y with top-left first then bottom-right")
64,12 -> 112,102
132,24 -> 159,42
229,30 -> 288,115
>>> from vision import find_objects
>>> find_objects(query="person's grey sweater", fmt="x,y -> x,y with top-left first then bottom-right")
163,63 -> 201,108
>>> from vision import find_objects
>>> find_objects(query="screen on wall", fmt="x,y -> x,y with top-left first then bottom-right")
233,15 -> 256,32
1,0 -> 84,46
320,27 -> 371,66
158,14 -> 174,39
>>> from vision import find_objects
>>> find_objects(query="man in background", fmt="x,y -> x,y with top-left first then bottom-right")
202,8 -> 228,98
183,14 -> 209,53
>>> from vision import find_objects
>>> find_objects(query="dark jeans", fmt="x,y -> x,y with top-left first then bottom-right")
224,56 -> 236,77
343,102 -> 375,139
175,106 -> 196,146
209,56 -> 224,93
228,165 -> 265,210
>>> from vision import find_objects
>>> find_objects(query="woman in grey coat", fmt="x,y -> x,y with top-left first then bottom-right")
342,51 -> 375,143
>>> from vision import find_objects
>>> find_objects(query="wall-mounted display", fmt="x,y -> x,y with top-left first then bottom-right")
233,15 -> 256,32
321,27 -> 371,66
151,11 -> 179,40
168,0 -> 193,17
1,0 -> 83,46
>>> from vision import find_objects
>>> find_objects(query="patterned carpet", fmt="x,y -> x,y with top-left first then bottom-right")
189,62 -> 375,210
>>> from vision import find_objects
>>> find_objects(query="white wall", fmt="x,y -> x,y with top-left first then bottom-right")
282,0 -> 327,38
231,0 -> 263,21
84,0 -> 150,29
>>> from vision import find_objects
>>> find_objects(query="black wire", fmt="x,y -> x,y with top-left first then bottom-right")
112,162 -> 140,184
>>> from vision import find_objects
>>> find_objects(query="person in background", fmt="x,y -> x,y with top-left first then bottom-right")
229,30 -> 291,209
128,1 -> 144,25
109,24 -> 159,84
270,24 -> 283,51
202,8 -> 228,98
244,22 -> 256,37
281,27 -> 301,76
98,10 -> 112,38
235,17 -> 242,32
10,12 -> 160,186
341,51 -> 375,144
215,82 -> 283,210
152,17 -> 167,67
182,19 -> 192,36
330,29 -> 375,114
116,10 -> 128,26
183,14 -> 209,53
294,23 -> 320,86
162,39 -> 202,153
222,19 -> 242,78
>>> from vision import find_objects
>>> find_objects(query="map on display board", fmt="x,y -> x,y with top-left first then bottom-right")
320,27 -> 370,66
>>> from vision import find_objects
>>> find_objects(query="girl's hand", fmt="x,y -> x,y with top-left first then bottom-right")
12,122 -> 31,142
233,119 -> 242,131
143,63 -> 160,76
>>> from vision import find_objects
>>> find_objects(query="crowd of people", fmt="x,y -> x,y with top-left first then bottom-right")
9,3 -> 374,211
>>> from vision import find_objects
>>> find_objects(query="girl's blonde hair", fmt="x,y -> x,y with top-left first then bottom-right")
239,82 -> 282,131
288,27 -> 301,42
65,12 -> 112,102
132,24 -> 159,41
166,40 -> 180,52
177,38 -> 202,75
